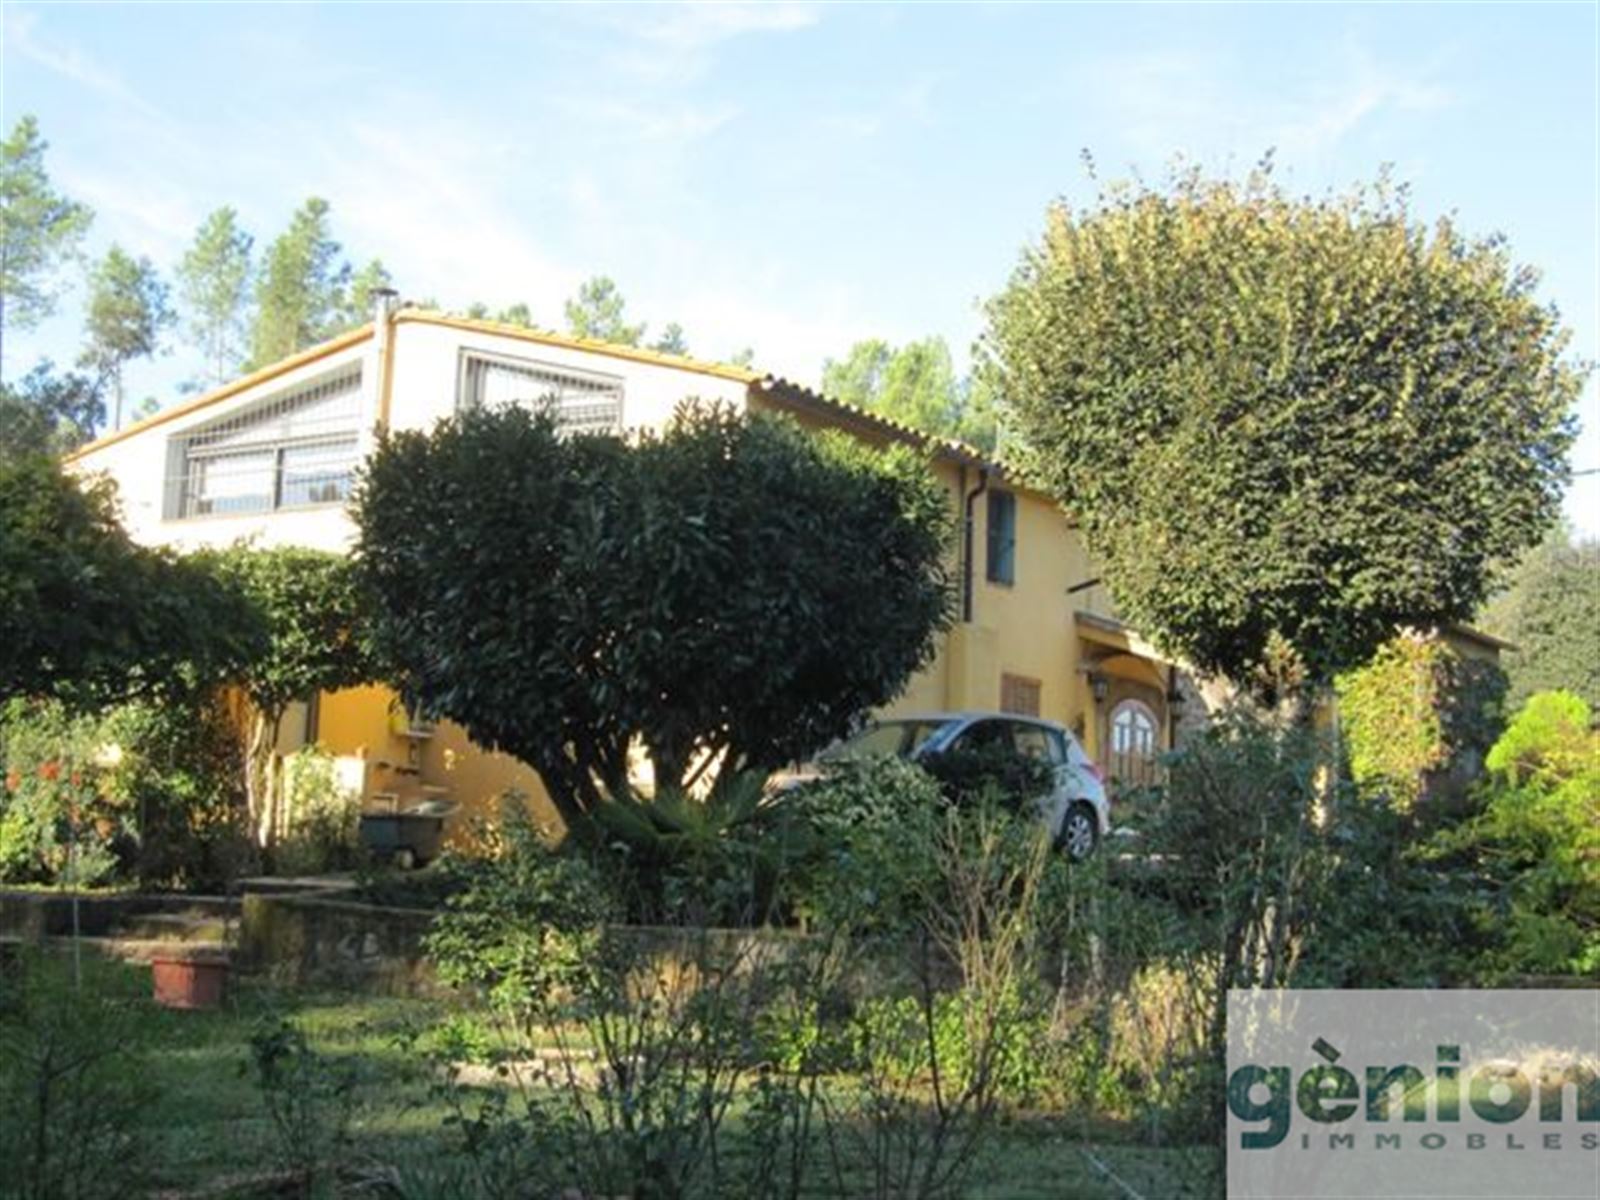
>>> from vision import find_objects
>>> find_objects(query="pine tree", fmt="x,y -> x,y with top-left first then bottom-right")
652,321 -> 688,356
78,245 -> 174,430
563,275 -> 644,345
177,206 -> 253,387
248,198 -> 349,368
335,257 -> 393,331
0,116 -> 93,383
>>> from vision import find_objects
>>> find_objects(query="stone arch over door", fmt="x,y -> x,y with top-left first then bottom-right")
1078,646 -> 1169,787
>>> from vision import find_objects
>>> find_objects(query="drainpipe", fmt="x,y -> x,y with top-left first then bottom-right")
961,467 -> 990,623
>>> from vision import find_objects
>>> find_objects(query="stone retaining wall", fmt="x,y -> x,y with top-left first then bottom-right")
0,889 -> 235,941
237,891 -> 440,995
232,890 -> 835,998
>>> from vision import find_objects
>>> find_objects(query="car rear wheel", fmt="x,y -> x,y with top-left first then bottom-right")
1059,803 -> 1099,862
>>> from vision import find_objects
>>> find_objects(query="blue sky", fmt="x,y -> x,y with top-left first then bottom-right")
3,1 -> 1597,531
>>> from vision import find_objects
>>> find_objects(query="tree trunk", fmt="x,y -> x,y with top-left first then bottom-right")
245,707 -> 286,853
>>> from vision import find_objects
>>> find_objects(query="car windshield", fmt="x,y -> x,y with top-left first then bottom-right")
823,720 -> 952,762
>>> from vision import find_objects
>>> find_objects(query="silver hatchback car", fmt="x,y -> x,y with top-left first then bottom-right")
819,711 -> 1111,860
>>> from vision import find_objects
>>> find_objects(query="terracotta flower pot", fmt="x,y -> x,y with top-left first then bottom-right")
151,954 -> 229,1010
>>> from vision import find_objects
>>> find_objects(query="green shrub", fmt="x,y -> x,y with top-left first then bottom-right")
586,768 -> 818,926
99,696 -> 250,890
275,746 -> 362,876
1445,691 -> 1599,977
418,1012 -> 498,1066
849,983 -> 1052,1108
0,954 -> 154,1200
425,796 -> 616,1026
790,756 -> 949,935
246,1017 -> 358,1196
1335,632 -> 1506,813
0,695 -> 249,890
918,739 -> 1056,813
427,796 -> 777,1200
1297,789 -> 1483,987
0,700 -> 120,886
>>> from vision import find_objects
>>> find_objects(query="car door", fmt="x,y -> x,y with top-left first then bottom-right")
1008,720 -> 1072,835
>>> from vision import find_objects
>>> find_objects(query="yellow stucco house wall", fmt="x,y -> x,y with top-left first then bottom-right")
59,306 -> 1235,837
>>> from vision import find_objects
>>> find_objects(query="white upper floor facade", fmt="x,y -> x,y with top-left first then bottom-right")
68,307 -> 757,554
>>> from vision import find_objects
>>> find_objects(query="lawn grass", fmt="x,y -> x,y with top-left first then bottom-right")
2,952 -> 1218,1198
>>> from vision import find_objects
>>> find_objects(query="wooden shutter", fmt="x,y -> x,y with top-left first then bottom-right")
1000,673 -> 1041,716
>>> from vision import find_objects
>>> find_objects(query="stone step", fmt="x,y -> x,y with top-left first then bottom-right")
115,913 -> 232,944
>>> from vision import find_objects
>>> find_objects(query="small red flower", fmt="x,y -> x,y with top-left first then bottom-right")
38,761 -> 60,782
69,771 -> 83,787
4,770 -> 19,793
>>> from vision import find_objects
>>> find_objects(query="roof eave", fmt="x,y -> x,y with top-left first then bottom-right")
400,310 -> 761,384
752,376 -> 999,472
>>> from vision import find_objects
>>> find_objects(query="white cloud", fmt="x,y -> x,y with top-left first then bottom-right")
2,7 -> 161,117
1087,42 -> 1451,166
823,72 -> 944,139
608,1 -> 818,51
54,162 -> 197,260
565,97 -> 738,145
307,118 -> 581,313
589,1 -> 821,87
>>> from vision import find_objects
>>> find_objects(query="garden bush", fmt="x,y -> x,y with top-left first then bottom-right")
246,1016 -> 359,1197
418,775 -> 1080,1200
586,768 -> 820,927
275,745 -> 363,876
0,700 -> 123,887
426,796 -> 776,1199
789,756 -> 950,936
1443,691 -> 1600,977
0,693 -> 249,890
917,740 -> 1056,814
0,953 -> 155,1200
1334,631 -> 1507,814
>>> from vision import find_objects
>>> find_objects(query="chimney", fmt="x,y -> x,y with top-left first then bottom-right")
371,286 -> 401,431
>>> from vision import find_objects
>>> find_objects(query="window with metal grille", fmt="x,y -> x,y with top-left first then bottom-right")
1000,673 -> 1041,717
166,366 -> 362,519
986,489 -> 1016,585
458,351 -> 624,435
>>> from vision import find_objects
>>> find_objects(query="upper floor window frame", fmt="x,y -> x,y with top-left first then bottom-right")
165,363 -> 363,521
456,347 -> 625,435
986,488 -> 1017,586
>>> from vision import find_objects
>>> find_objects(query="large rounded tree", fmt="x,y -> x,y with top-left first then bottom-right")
984,167 -> 1582,689
354,404 -> 953,829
